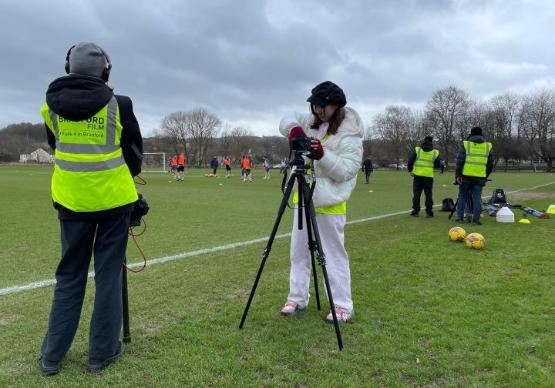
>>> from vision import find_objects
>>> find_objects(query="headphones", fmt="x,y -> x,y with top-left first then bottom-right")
65,43 -> 112,82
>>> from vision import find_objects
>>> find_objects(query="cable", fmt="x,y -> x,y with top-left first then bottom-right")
124,219 -> 147,273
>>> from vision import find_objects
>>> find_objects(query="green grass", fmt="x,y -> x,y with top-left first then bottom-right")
0,165 -> 554,387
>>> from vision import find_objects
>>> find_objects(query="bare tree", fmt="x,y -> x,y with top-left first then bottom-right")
486,93 -> 521,170
160,111 -> 189,158
186,109 -> 221,166
425,86 -> 470,165
373,105 -> 414,168
227,127 -> 255,161
519,90 -> 555,172
161,108 -> 221,166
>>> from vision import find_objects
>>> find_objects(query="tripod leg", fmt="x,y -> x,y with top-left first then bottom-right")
122,258 -> 131,343
302,200 -> 321,310
449,198 -> 458,220
300,180 -> 344,351
239,172 -> 297,329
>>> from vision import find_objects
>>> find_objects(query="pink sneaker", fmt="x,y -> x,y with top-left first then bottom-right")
326,306 -> 354,324
280,301 -> 307,316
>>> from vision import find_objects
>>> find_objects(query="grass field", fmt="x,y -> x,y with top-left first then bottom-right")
0,165 -> 554,387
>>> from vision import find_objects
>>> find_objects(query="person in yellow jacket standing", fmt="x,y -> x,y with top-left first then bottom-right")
39,43 -> 143,375
407,136 -> 440,217
455,126 -> 493,225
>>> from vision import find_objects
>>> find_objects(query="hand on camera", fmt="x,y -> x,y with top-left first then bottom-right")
288,126 -> 306,146
308,138 -> 324,160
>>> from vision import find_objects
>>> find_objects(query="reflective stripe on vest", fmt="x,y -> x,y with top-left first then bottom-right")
413,147 -> 438,178
41,97 -> 138,212
462,141 -> 492,178
48,97 -> 125,172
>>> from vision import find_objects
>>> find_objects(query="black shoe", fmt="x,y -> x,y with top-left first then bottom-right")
472,221 -> 482,225
40,357 -> 60,376
454,218 -> 464,223
426,212 -> 434,218
88,342 -> 125,373
410,211 -> 419,217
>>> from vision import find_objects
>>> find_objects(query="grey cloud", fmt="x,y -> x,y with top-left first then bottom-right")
0,0 -> 554,136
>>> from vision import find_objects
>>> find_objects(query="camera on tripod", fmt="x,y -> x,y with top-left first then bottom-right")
130,192 -> 149,227
291,135 -> 312,154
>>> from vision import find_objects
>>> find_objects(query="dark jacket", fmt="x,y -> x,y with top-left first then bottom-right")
362,158 -> 373,172
455,135 -> 494,186
210,158 -> 219,169
407,138 -> 440,175
43,75 -> 143,219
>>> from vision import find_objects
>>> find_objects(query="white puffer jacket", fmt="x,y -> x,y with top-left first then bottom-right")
279,107 -> 364,208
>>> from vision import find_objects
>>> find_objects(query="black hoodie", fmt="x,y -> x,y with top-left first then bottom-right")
407,138 -> 440,176
455,135 -> 494,185
43,74 -> 143,218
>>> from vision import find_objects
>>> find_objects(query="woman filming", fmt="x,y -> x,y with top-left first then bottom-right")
279,81 -> 364,323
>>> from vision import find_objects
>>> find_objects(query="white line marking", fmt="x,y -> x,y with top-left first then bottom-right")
1,181 -> 553,297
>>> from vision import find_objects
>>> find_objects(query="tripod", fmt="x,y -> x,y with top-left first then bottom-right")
122,257 -> 131,343
239,152 -> 344,351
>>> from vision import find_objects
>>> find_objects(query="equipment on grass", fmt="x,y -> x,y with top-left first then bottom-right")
442,198 -> 455,212
448,226 -> 467,241
518,218 -> 531,224
465,233 -> 486,249
546,204 -> 555,215
496,206 -> 514,223
523,207 -> 550,219
240,143 -> 344,351
488,188 -> 508,206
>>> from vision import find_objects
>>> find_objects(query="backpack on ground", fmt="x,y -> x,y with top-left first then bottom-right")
441,198 -> 455,212
488,188 -> 507,207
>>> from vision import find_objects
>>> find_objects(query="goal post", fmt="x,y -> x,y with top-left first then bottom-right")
143,152 -> 167,172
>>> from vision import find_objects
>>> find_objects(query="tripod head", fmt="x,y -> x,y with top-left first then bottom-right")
290,150 -> 312,173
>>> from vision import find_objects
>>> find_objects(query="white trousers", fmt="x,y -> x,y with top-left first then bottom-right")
287,208 -> 353,313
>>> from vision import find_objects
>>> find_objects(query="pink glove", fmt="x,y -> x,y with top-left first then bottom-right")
309,138 -> 324,160
288,126 -> 306,147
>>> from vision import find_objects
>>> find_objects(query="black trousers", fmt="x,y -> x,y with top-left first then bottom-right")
365,170 -> 372,183
412,176 -> 434,214
41,212 -> 130,363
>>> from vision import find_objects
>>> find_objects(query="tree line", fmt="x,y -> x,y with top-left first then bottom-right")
369,86 -> 555,172
1,86 -> 554,171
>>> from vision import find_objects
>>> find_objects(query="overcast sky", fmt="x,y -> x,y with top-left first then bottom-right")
1,0 -> 554,136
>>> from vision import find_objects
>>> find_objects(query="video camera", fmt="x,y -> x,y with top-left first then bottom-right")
291,135 -> 312,154
130,192 -> 149,227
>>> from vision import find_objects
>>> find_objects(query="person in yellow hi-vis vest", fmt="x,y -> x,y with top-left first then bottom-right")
455,126 -> 493,225
39,43 -> 143,375
278,81 -> 363,324
407,136 -> 440,217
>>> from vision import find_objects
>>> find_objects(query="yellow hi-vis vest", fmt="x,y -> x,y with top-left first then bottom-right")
41,97 -> 138,212
461,140 -> 492,178
413,147 -> 439,178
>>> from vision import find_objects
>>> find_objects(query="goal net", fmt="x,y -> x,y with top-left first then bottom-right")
143,152 -> 167,172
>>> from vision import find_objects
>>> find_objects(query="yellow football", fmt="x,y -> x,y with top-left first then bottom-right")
464,232 -> 486,249
448,226 -> 467,241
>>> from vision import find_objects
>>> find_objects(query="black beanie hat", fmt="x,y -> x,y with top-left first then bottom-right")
470,126 -> 483,136
307,81 -> 347,108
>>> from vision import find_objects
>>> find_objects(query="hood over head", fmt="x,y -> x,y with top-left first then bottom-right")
46,75 -> 114,121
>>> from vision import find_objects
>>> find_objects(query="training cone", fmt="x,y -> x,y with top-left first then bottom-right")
546,204 -> 555,215
518,218 -> 531,224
